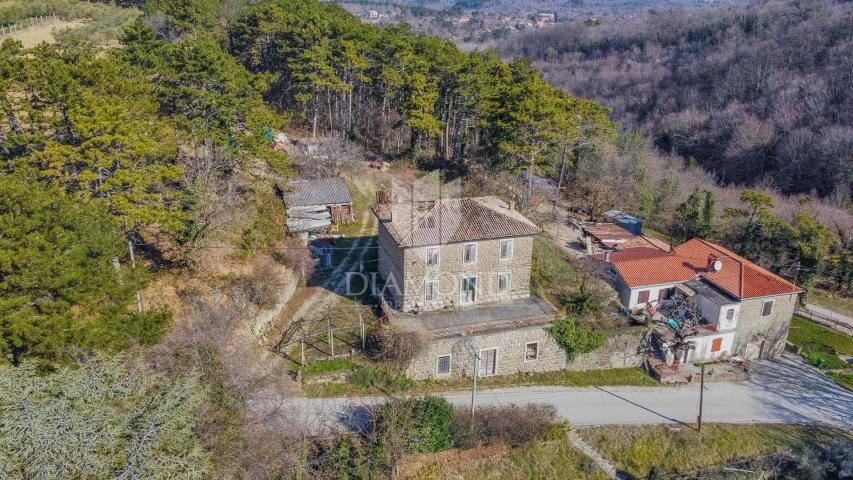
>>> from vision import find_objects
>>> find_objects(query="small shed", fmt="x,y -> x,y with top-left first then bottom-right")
284,178 -> 354,233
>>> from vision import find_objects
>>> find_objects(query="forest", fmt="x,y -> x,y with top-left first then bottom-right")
0,0 -> 851,477
496,0 -> 853,199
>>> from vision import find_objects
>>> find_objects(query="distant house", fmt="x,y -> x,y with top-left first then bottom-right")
599,239 -> 802,362
372,196 -> 563,380
284,178 -> 354,233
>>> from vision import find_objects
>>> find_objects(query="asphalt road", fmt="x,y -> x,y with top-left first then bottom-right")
803,303 -> 853,330
255,354 -> 853,435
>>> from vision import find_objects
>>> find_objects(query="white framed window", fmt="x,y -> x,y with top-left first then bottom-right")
426,246 -> 440,267
436,355 -> 451,376
463,242 -> 477,264
761,300 -> 774,316
424,279 -> 439,302
500,238 -> 513,260
479,348 -> 497,376
497,272 -> 511,293
524,342 -> 539,361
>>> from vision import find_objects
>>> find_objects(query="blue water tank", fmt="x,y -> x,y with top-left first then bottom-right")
614,214 -> 644,235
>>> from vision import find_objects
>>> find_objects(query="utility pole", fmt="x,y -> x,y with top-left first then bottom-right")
359,309 -> 365,352
470,350 -> 480,417
127,240 -> 143,313
697,363 -> 705,432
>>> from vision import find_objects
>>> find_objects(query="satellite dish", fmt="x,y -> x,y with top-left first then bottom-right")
712,260 -> 723,272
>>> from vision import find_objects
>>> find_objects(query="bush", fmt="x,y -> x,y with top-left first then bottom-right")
370,321 -> 426,365
550,316 -> 607,360
450,403 -> 559,448
227,260 -> 279,308
373,396 -> 454,455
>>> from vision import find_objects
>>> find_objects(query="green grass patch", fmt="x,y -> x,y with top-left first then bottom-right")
335,189 -> 373,237
304,367 -> 658,397
418,368 -> 658,392
787,315 -> 853,370
302,357 -> 357,376
579,424 -> 849,479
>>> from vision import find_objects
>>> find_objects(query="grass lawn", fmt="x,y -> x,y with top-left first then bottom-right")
787,315 -> 853,371
578,424 -> 850,479
808,288 -> 853,318
335,189 -> 374,238
302,367 -> 658,398
398,439 -> 608,480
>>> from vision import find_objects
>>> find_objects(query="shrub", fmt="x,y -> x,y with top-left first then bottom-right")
450,403 -> 559,448
370,322 -> 426,365
227,260 -> 279,308
550,316 -> 607,360
373,396 -> 454,455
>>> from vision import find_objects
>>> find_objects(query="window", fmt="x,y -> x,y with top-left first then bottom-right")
711,337 -> 723,353
500,239 -> 513,260
437,355 -> 451,375
761,300 -> 774,316
525,342 -> 539,361
657,288 -> 668,302
638,290 -> 650,304
463,243 -> 477,264
425,280 -> 439,302
461,276 -> 477,304
426,246 -> 439,267
479,348 -> 497,376
498,272 -> 511,293
726,309 -> 735,320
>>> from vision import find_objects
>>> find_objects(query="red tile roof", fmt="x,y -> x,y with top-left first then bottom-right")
604,238 -> 802,299
372,196 -> 541,247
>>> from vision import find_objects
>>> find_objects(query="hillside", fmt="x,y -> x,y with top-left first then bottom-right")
496,0 -> 853,198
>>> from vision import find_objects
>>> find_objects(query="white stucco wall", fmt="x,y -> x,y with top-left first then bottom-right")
687,331 -> 736,362
624,283 -> 680,309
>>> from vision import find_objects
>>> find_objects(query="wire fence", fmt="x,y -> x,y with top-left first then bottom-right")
0,15 -> 60,37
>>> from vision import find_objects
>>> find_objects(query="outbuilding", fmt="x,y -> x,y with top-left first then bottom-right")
284,178 -> 354,233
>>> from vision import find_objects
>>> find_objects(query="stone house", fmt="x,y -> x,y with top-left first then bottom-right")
372,196 -> 566,380
599,238 -> 802,362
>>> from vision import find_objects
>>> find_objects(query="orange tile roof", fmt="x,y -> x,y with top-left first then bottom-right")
604,238 -> 802,299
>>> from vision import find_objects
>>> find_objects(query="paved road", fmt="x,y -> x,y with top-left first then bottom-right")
803,303 -> 853,330
266,355 -> 853,434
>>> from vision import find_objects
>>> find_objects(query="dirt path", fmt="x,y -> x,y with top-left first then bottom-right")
240,181 -> 378,427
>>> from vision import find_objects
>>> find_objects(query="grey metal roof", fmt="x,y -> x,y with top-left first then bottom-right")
284,178 -> 352,208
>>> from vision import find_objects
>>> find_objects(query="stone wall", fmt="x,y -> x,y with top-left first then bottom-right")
407,326 -> 647,380
400,236 -> 534,312
564,330 -> 647,371
733,292 -> 798,359
377,222 -> 404,307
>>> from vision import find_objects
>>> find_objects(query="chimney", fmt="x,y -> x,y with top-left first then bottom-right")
604,250 -> 611,263
509,200 -> 516,211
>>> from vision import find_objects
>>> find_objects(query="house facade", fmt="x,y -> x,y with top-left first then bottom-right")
601,238 -> 801,362
372,196 -> 562,380
374,196 -> 540,313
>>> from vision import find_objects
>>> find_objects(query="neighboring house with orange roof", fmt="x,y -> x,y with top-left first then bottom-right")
599,238 -> 802,362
